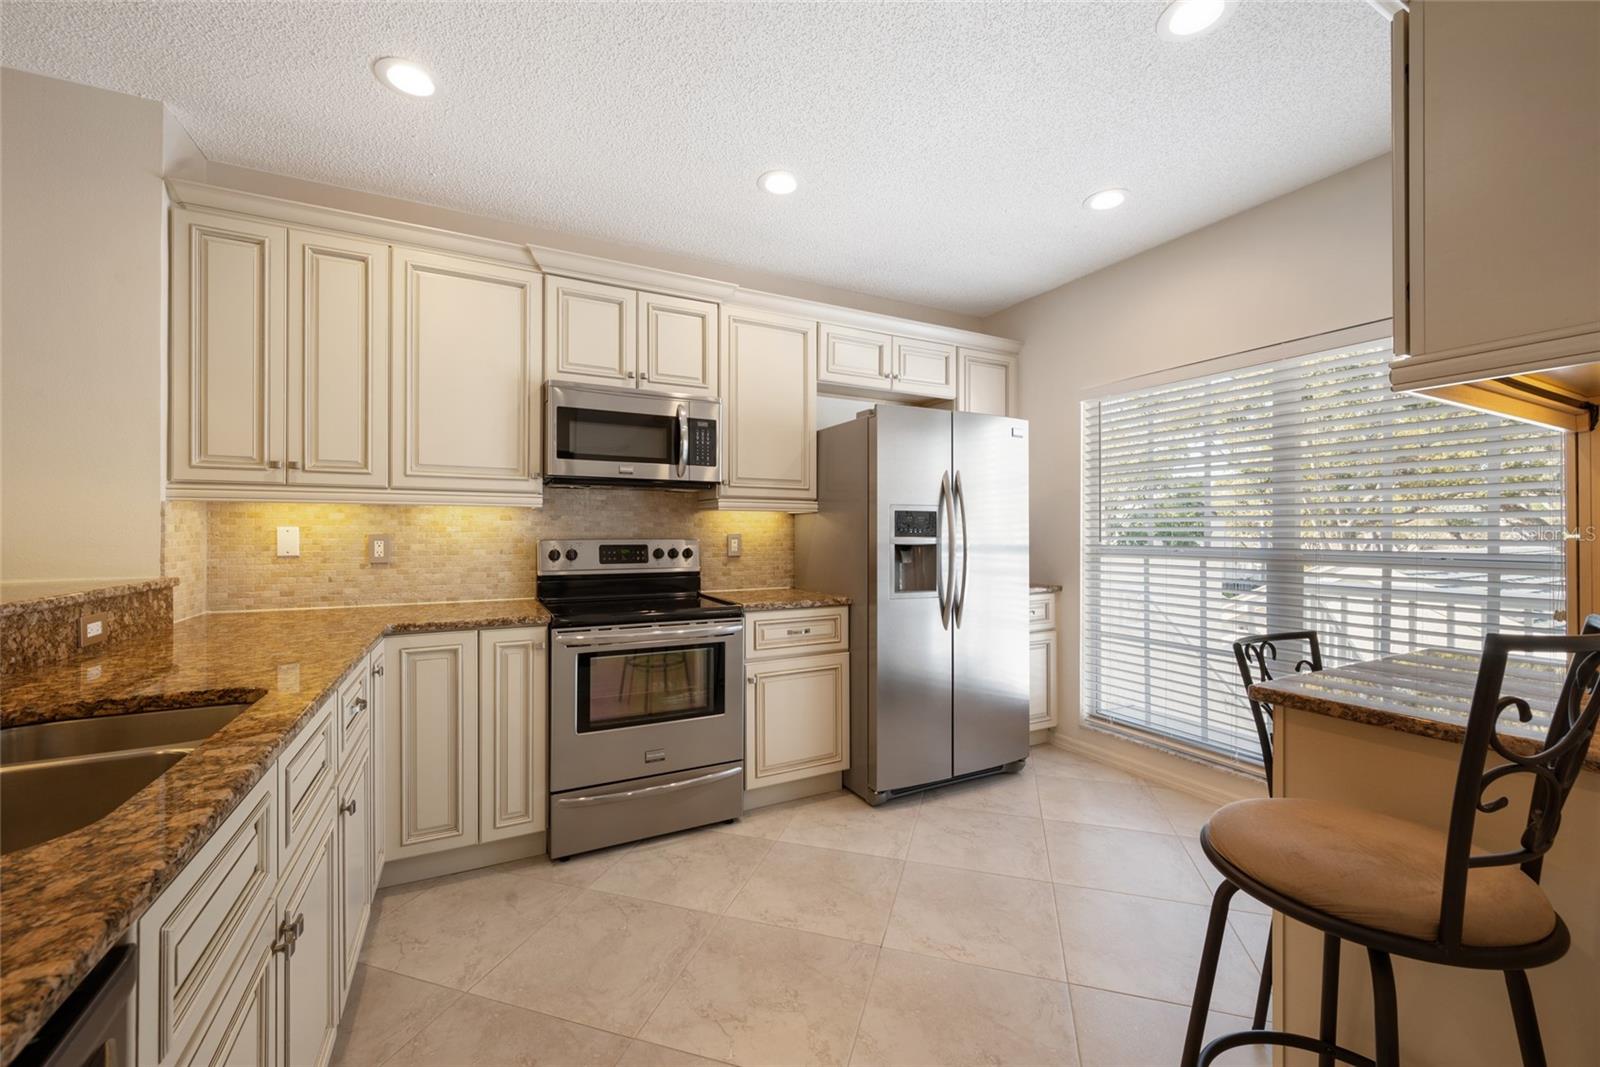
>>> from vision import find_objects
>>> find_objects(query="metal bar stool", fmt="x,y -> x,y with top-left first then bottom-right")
1184,631 -> 1600,1067
1231,629 -> 1324,1029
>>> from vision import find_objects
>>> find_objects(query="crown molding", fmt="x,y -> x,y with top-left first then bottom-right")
529,245 -> 739,302
727,287 -> 1020,354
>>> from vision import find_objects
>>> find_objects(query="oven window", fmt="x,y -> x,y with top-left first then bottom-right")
557,408 -> 675,464
576,643 -> 725,731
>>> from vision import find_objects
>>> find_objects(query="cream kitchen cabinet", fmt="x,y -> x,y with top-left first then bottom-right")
335,731 -> 376,1003
1389,2 -> 1600,416
744,607 -> 851,789
170,212 -> 390,490
277,809 -> 340,1067
382,626 -> 548,864
390,247 -> 543,495
958,348 -> 1019,417
368,646 -> 387,881
891,337 -> 957,400
1028,590 -> 1059,733
711,307 -> 818,510
546,276 -> 718,396
818,323 -> 894,392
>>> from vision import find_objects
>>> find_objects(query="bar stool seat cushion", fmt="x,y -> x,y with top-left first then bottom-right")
1207,798 -> 1556,948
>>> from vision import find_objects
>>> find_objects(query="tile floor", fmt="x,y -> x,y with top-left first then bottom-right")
334,746 -> 1271,1067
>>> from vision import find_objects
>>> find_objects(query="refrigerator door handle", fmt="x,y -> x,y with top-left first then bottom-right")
937,471 -> 953,629
953,470 -> 970,626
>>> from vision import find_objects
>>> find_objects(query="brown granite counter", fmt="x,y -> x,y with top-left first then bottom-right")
0,576 -> 177,612
1030,583 -> 1063,595
707,588 -> 851,611
0,598 -> 550,1064
1251,646 -> 1599,775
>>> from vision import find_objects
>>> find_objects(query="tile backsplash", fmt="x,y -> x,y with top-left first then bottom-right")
165,489 -> 794,615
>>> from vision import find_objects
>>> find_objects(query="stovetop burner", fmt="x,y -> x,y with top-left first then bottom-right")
537,538 -> 740,628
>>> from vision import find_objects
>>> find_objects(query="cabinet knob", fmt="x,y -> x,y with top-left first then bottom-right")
340,798 -> 358,816
372,664 -> 384,676
287,460 -> 301,470
352,697 -> 368,711
266,459 -> 283,470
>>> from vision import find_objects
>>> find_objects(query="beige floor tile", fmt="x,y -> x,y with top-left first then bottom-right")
725,841 -> 902,943
1070,985 -> 1269,1067
1044,820 -> 1212,903
618,1040 -> 732,1066
591,830 -> 773,913
1028,745 -> 1139,784
471,890 -> 715,1036
523,844 -> 633,887
1148,785 -> 1227,837
779,792 -> 922,859
1229,909 -> 1273,971
883,862 -> 1065,980
385,993 -> 630,1067
849,948 -> 1078,1067
920,767 -> 1040,817
361,863 -> 575,989
714,801 -> 800,839
1037,775 -> 1171,833
1180,837 -> 1270,915
330,965 -> 460,1067
906,805 -> 1050,881
1055,885 -> 1260,1016
640,916 -> 878,1067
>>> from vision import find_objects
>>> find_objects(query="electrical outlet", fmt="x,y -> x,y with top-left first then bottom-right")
79,611 -> 107,649
367,534 -> 394,565
276,526 -> 301,558
726,533 -> 743,558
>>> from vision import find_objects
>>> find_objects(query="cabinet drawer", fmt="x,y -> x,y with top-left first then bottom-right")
279,698 -> 336,863
335,654 -> 372,758
137,774 -> 277,1066
1028,593 -> 1056,632
746,607 -> 848,660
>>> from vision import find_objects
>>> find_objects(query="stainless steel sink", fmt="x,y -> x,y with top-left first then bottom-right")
0,703 -> 250,854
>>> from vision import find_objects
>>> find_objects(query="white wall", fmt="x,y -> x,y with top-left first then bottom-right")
1,69 -> 166,582
983,154 -> 1393,793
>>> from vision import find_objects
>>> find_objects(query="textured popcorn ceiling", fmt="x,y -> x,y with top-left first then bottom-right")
0,1 -> 1389,316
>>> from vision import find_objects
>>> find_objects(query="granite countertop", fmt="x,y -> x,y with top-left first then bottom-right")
1250,646 -> 1599,775
1030,583 -> 1063,594
707,588 -> 851,610
0,576 -> 177,614
0,598 -> 551,1064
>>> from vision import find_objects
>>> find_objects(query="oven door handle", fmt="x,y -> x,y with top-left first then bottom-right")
676,403 -> 689,476
553,765 -> 743,808
555,624 -> 744,649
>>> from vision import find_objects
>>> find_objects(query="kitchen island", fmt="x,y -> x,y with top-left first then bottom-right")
1251,648 -> 1599,1067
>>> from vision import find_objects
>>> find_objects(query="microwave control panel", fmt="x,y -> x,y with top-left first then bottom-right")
688,418 -> 717,467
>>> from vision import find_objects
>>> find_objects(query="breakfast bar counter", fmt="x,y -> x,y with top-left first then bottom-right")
1249,648 -> 1600,1065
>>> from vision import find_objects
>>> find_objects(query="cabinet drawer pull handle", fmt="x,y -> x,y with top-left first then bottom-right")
372,664 -> 384,677
340,798 -> 358,816
266,459 -> 282,470
287,460 -> 301,470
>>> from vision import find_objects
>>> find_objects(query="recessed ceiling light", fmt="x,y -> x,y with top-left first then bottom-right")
1083,188 -> 1128,211
373,57 -> 436,98
758,170 -> 798,195
1157,0 -> 1235,40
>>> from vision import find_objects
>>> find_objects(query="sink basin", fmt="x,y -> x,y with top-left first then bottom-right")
0,703 -> 251,854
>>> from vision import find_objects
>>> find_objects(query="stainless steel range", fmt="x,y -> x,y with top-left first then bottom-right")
540,539 -> 744,858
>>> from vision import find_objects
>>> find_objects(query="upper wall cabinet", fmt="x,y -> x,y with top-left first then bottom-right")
390,247 -> 543,495
170,208 -> 288,485
545,275 -> 717,396
815,323 -> 957,401
957,348 -> 1019,417
1390,1 -> 1600,406
711,307 -> 818,509
891,337 -> 957,400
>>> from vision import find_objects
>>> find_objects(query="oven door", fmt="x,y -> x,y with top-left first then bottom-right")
550,619 -> 744,792
545,381 -> 721,485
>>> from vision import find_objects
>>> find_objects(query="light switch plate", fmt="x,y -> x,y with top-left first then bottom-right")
367,534 -> 394,565
276,526 -> 301,558
726,533 -> 742,558
79,611 -> 107,649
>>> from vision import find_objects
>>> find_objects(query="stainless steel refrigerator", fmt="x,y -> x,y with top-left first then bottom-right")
796,405 -> 1030,804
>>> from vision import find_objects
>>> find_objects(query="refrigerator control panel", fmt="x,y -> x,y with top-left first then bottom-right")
894,509 -> 938,539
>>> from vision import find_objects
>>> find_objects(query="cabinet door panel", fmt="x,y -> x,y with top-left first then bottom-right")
337,738 -> 375,1000
640,292 -> 717,395
385,632 -> 480,858
392,248 -> 541,492
1029,631 -> 1057,730
747,652 -> 850,787
170,208 -> 287,484
369,648 -> 387,881
479,628 -> 547,842
280,813 -> 339,1067
181,908 -> 277,1067
958,349 -> 1016,417
722,309 -> 817,499
546,275 -> 637,384
892,338 -> 957,399
289,230 -> 389,487
818,324 -> 892,390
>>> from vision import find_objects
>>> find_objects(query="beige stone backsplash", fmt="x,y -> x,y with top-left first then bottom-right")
164,489 -> 793,614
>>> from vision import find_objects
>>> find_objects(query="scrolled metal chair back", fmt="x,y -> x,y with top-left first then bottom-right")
1231,630 -> 1323,793
1438,628 -> 1600,949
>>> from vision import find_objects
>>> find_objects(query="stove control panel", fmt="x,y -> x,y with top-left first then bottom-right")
539,538 -> 700,575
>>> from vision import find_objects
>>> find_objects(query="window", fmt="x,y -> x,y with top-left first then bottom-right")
1081,337 -> 1568,766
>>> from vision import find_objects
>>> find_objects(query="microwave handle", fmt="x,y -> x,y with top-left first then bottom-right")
676,404 -> 689,476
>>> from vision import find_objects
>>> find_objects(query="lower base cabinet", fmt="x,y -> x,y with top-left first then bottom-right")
185,905 -> 278,1067
278,813 -> 340,1067
1028,591 -> 1059,732
747,652 -> 850,787
335,735 -> 376,1002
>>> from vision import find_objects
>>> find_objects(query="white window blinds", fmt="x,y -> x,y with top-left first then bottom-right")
1081,338 -> 1569,765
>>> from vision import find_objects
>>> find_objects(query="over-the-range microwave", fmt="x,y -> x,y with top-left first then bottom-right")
544,381 -> 722,488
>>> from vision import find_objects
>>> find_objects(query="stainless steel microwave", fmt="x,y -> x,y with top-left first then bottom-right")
544,381 -> 722,487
